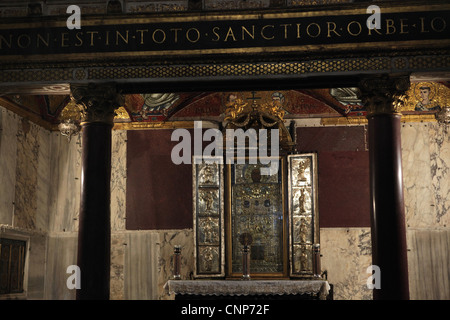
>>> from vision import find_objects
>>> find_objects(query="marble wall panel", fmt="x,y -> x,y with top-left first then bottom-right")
36,129 -> 51,232
320,228 -> 373,300
26,232 -> 47,299
158,229 -> 194,300
427,123 -> 450,227
13,119 -> 39,230
110,229 -> 194,300
111,130 -> 127,231
0,107 -> 19,225
110,232 -> 126,300
44,233 -> 78,300
407,229 -> 450,300
401,123 -> 438,228
48,133 -> 81,233
124,232 -> 160,300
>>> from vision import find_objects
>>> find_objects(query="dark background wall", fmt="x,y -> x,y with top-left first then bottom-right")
296,126 -> 370,228
126,125 -> 370,230
126,129 -> 194,229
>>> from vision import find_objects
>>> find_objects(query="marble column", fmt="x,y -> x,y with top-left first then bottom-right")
70,83 -> 123,300
359,75 -> 410,300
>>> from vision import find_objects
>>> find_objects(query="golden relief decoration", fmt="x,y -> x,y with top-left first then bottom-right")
288,154 -> 319,276
114,106 -> 131,121
193,158 -> 225,277
223,91 -> 286,124
222,91 -> 295,152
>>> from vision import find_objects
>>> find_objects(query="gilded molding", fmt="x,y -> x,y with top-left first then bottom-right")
0,55 -> 448,89
319,114 -> 437,126
359,76 -> 411,117
70,83 -> 124,125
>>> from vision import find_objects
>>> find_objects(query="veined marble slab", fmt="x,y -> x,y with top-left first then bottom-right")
48,132 -> 81,233
320,227 -> 373,300
36,128 -> 51,232
401,123 -> 437,228
44,233 -> 78,300
124,231 -> 160,300
158,229 -> 194,300
0,107 -> 19,225
407,228 -> 450,300
110,233 -> 126,300
111,130 -> 127,231
401,123 -> 450,227
14,118 -> 39,230
427,124 -> 450,227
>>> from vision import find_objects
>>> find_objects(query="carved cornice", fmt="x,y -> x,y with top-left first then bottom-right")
70,83 -> 124,125
358,75 -> 411,117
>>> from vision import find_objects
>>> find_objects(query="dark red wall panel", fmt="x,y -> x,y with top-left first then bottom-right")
126,129 -> 193,230
297,126 -> 370,228
317,151 -> 370,228
297,126 -> 366,152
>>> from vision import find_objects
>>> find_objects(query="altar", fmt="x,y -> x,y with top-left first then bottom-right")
164,280 -> 332,300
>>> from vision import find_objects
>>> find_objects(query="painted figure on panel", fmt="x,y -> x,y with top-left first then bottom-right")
414,85 -> 441,111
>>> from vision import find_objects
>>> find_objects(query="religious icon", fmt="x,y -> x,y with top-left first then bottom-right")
200,217 -> 219,244
414,83 -> 441,112
296,159 -> 310,183
199,164 -> 217,185
200,189 -> 218,214
199,246 -> 219,273
298,189 -> 307,214
300,246 -> 308,271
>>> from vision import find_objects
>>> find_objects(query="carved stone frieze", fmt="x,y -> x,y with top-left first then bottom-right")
358,75 -> 411,116
70,83 -> 124,125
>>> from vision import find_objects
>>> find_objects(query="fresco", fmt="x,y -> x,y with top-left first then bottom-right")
124,93 -> 181,122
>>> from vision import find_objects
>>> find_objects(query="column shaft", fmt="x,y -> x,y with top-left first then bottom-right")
368,113 -> 409,300
77,122 -> 112,300
360,75 -> 410,300
71,83 -> 123,300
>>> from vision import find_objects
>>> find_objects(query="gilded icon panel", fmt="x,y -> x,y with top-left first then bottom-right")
228,160 -> 286,276
198,162 -> 220,186
293,244 -> 313,273
234,163 -> 279,184
293,216 -> 313,244
292,186 -> 312,215
197,246 -> 221,274
288,154 -> 319,277
197,188 -> 220,216
193,158 -> 224,277
198,217 -> 220,245
291,157 -> 312,187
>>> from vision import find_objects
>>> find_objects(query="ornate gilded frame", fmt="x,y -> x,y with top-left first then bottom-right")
192,156 -> 225,278
287,153 -> 320,278
225,157 -> 289,279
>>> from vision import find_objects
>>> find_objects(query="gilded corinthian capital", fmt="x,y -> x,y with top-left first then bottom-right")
70,83 -> 124,125
358,75 -> 410,117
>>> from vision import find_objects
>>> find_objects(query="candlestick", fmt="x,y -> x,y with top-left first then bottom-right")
313,243 -> 321,278
173,245 -> 181,280
242,245 -> 251,280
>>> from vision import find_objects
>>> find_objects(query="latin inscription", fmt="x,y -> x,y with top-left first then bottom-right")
0,10 -> 448,56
